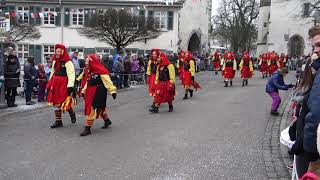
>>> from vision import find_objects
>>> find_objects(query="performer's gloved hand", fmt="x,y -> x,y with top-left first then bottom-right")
68,87 -> 74,96
112,93 -> 117,100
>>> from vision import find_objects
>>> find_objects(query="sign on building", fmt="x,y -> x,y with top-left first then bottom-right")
0,17 -> 10,34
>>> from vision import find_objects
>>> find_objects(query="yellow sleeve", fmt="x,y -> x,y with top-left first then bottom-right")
239,59 -> 244,70
222,59 -> 226,71
155,66 -> 159,84
49,61 -> 55,80
258,59 -> 262,65
249,60 -> 254,71
176,59 -> 180,68
147,60 -> 151,75
65,61 -> 75,88
81,82 -> 87,94
100,74 -> 117,94
221,58 -> 225,66
189,60 -> 195,76
76,71 -> 84,81
168,64 -> 176,84
233,60 -> 237,70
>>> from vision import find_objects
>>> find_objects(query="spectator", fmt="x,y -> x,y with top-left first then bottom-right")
4,51 -> 21,107
265,67 -> 294,116
37,64 -> 47,102
123,55 -> 132,88
113,56 -> 124,89
24,57 -> 37,105
71,51 -> 81,76
44,56 -> 52,78
130,54 -> 140,85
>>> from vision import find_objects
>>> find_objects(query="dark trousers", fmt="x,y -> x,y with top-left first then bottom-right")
25,80 -> 34,103
5,87 -> 17,106
123,73 -> 129,87
114,73 -> 123,89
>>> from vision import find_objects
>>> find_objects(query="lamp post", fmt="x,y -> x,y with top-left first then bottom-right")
0,0 -> 7,109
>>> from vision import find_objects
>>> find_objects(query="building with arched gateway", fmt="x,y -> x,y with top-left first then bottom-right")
257,0 -> 314,57
5,0 -> 211,65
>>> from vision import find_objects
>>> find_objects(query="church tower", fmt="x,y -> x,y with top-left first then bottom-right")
256,0 -> 271,56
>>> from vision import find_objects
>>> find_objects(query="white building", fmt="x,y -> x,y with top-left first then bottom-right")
256,0 -> 314,57
5,0 -> 211,65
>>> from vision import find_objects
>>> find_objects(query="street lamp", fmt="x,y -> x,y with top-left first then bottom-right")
0,0 -> 7,109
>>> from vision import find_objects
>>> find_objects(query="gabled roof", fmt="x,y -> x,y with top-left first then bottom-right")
7,0 -> 184,8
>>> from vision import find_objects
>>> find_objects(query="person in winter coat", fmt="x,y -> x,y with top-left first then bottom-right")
4,53 -> 21,107
24,57 -> 37,105
265,67 -> 294,116
123,56 -> 131,88
37,64 -> 47,102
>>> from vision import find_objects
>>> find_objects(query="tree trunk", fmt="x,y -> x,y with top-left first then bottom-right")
116,45 -> 121,54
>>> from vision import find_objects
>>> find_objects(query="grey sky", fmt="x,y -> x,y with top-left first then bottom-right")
212,0 -> 220,15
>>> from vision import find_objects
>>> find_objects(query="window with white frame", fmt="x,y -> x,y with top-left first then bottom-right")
71,8 -> 84,26
43,8 -> 55,25
43,45 -> 55,60
68,48 -> 84,58
154,11 -> 167,30
96,48 -> 110,57
17,7 -> 29,24
17,44 -> 29,65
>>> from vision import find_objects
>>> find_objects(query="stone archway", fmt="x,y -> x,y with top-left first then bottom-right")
188,33 -> 201,54
287,34 -> 305,57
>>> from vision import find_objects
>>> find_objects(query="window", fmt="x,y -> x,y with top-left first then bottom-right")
96,48 -> 110,57
154,11 -> 168,30
43,45 -> 55,60
43,8 -> 55,25
17,44 -> 29,65
17,7 -> 29,24
68,48 -> 84,58
71,8 -> 84,26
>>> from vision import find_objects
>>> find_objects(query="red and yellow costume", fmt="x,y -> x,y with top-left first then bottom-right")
212,51 -> 221,74
259,53 -> 269,78
182,51 -> 201,100
239,51 -> 254,86
46,44 -> 76,128
279,53 -> 287,69
176,50 -> 186,81
78,54 -> 117,136
268,53 -> 280,76
149,52 -> 176,113
146,49 -> 160,97
222,52 -> 237,87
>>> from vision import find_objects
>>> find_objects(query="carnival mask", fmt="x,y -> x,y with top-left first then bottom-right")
152,51 -> 158,60
55,48 -> 64,58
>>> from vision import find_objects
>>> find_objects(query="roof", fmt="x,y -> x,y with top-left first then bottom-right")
7,0 -> 185,8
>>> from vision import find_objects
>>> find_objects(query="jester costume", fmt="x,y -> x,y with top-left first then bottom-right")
268,53 -> 280,77
147,49 -> 160,108
212,51 -> 221,75
259,53 -> 269,79
149,52 -> 176,113
47,44 -> 76,128
222,52 -> 237,87
239,51 -> 254,86
182,51 -> 201,100
78,54 -> 117,136
176,50 -> 185,81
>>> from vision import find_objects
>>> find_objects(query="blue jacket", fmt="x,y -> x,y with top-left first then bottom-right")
304,69 -> 320,153
265,71 -> 289,93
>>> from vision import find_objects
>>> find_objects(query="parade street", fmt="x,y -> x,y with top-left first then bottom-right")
0,71 -> 294,180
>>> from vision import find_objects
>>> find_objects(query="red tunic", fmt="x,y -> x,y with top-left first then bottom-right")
241,58 -> 253,79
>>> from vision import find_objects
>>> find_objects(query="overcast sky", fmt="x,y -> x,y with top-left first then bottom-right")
212,0 -> 220,15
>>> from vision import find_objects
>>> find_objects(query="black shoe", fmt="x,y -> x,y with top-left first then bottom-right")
168,105 -> 173,112
189,89 -> 193,97
69,111 -> 76,124
271,111 -> 279,116
50,121 -> 63,129
8,104 -> 17,107
215,71 -> 218,75
150,103 -> 155,108
26,101 -> 36,105
230,81 -> 233,87
183,94 -> 188,100
224,81 -> 228,87
80,126 -> 91,136
149,107 -> 159,113
102,119 -> 112,129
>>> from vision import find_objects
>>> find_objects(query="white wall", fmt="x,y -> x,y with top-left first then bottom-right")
268,0 -> 313,55
256,6 -> 270,56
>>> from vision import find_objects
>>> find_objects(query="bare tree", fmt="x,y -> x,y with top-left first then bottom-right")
79,8 -> 161,53
212,0 -> 259,53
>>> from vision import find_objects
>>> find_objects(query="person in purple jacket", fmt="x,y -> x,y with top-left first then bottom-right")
266,67 -> 294,116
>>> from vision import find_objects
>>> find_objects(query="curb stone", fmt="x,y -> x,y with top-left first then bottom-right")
263,91 -> 291,179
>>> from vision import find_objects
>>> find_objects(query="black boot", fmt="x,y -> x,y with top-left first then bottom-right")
168,105 -> 173,112
80,126 -> 91,136
102,119 -> 112,129
242,80 -> 245,87
215,71 -> 218,75
183,93 -> 188,100
7,97 -> 16,107
69,110 -> 76,124
245,80 -> 248,86
230,81 -> 233,87
150,102 -> 155,108
149,106 -> 159,113
189,89 -> 194,97
50,121 -> 63,129
224,81 -> 228,87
